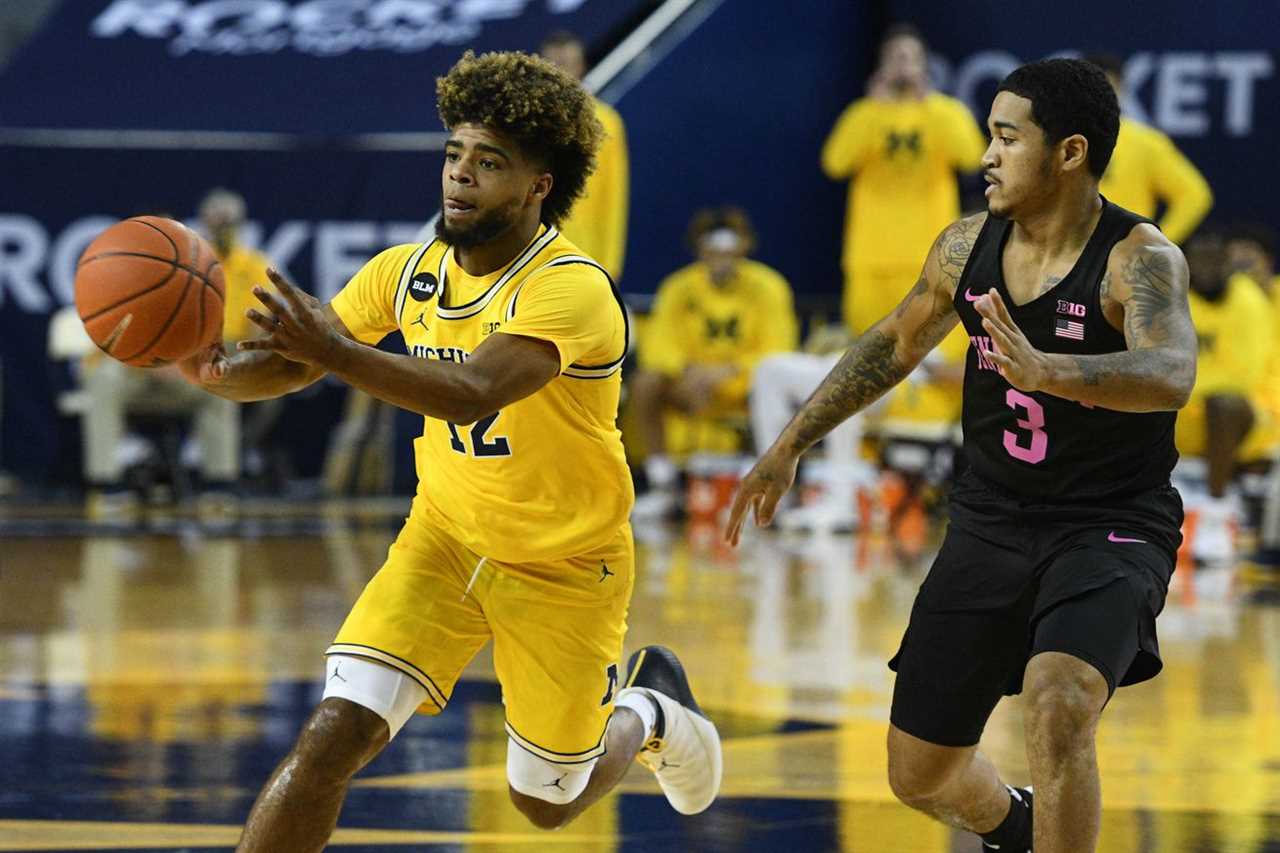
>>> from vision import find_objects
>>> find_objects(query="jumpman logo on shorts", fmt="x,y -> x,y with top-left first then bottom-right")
599,561 -> 615,583
543,774 -> 566,790
412,312 -> 428,332
329,663 -> 348,683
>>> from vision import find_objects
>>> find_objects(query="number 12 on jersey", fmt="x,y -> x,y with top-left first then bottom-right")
446,412 -> 511,457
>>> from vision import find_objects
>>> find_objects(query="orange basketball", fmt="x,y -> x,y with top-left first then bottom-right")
74,217 -> 225,368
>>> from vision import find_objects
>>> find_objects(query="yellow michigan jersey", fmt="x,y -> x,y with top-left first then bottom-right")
822,93 -> 985,277
330,224 -> 633,563
326,226 -> 636,758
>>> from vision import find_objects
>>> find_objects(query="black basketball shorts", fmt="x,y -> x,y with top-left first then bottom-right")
888,471 -> 1183,748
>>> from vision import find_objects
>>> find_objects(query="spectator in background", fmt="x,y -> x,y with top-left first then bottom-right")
199,189 -> 281,485
749,22 -> 979,531
1175,227 -> 1276,564
822,23 -> 984,335
201,189 -> 271,345
1226,224 -> 1280,565
1228,224 -> 1280,420
540,30 -> 629,281
630,208 -> 797,520
1089,54 -> 1213,244
1228,222 -> 1279,295
80,190 -> 267,518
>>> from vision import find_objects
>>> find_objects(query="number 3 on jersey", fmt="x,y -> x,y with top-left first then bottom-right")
446,412 -> 511,457
1003,389 -> 1047,464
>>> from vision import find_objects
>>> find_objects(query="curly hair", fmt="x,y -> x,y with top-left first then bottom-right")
997,58 -> 1120,178
437,50 -> 603,228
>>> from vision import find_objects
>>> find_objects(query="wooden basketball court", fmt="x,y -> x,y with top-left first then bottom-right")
0,501 -> 1276,852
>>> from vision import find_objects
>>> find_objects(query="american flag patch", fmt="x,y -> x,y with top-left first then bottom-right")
1055,318 -> 1085,340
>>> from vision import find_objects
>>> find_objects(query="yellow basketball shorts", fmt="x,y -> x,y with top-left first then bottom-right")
327,507 -> 635,764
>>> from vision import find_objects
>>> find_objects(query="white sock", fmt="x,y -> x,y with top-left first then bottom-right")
614,688 -> 658,739
645,455 -> 677,490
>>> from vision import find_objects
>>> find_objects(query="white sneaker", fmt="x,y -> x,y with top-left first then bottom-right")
631,488 -> 678,522
777,499 -> 859,534
618,645 -> 722,815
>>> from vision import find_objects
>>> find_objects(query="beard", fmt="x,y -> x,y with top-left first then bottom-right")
435,201 -> 519,248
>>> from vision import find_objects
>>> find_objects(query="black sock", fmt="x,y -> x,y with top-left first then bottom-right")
980,785 -> 1033,850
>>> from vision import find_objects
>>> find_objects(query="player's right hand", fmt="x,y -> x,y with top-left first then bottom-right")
724,448 -> 799,547
177,342 -> 233,386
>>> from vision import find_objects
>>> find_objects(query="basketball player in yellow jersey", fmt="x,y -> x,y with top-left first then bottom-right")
822,23 -> 985,335
179,51 -> 721,850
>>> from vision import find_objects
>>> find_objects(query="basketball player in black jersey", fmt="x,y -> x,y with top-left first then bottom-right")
727,59 -> 1196,853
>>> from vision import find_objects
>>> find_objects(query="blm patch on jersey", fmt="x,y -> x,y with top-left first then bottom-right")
409,272 -> 439,302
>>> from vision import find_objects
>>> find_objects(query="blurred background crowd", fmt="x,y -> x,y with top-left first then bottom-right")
1,0 -> 1277,571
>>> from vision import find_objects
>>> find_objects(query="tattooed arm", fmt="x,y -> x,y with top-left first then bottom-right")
975,224 -> 1196,412
725,214 -> 982,543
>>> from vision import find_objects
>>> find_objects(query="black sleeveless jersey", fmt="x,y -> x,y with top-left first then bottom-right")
953,199 -> 1178,502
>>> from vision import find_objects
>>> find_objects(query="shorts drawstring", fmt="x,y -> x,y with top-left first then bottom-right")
462,556 -> 487,601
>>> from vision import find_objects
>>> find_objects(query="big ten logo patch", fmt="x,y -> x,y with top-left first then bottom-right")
1056,299 -> 1086,317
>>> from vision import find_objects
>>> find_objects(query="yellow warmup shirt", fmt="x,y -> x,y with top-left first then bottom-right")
330,225 -> 633,563
219,243 -> 272,342
822,93 -> 984,276
557,99 -> 629,281
1100,117 -> 1213,244
1187,273 -> 1273,400
639,259 -> 798,405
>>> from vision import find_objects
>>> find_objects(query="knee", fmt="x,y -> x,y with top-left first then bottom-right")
1024,668 -> 1104,760
509,787 -> 573,831
887,754 -> 951,810
290,697 -> 389,783
886,732 -> 964,810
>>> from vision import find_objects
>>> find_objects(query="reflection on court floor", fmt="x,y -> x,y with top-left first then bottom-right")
0,504 -> 1276,852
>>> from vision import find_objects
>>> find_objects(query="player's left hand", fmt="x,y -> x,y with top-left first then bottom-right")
240,268 -> 342,366
973,288 -> 1051,392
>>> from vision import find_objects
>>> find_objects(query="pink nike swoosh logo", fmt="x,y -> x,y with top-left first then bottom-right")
964,288 -> 983,302
1108,532 -> 1147,544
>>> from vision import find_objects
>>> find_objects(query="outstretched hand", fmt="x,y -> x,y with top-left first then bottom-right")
723,448 -> 799,547
972,288 -> 1050,392
240,268 -> 341,366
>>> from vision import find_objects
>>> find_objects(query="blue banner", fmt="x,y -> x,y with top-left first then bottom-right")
0,0 -> 654,133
